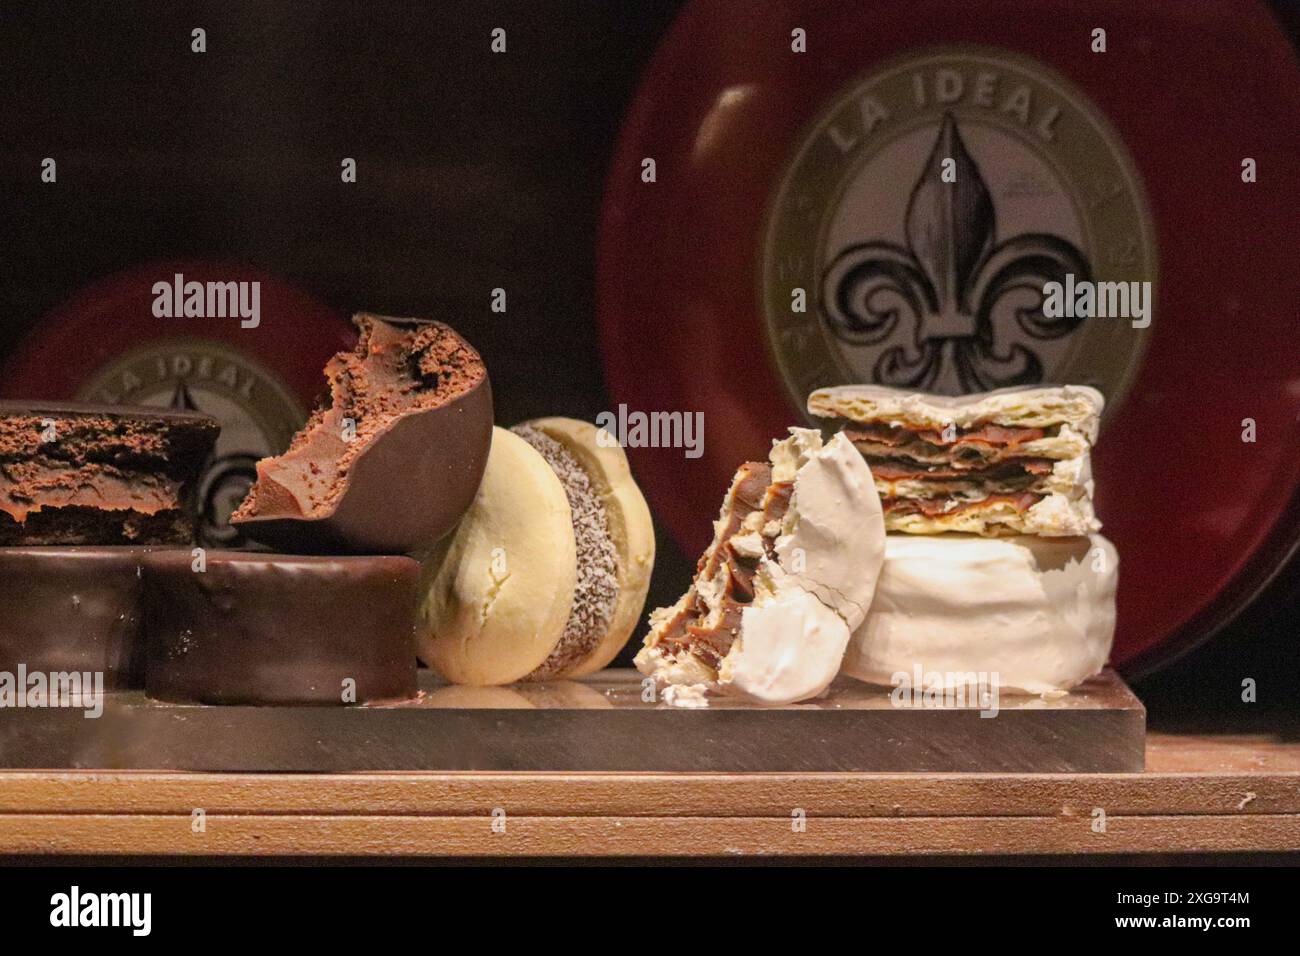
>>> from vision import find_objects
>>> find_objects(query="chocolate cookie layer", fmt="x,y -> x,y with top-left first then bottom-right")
511,424 -> 619,680
0,545 -> 160,687
143,550 -> 419,705
0,401 -> 219,546
231,314 -> 492,554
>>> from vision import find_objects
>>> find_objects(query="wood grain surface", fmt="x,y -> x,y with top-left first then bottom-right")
6,813 -> 1297,858
0,729 -> 1296,857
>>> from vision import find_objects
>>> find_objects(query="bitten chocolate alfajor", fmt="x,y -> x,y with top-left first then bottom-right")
232,313 -> 492,554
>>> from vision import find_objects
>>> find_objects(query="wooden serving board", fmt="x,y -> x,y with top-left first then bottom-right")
0,727 -> 1297,858
2,696 -> 1298,859
0,668 -> 1144,773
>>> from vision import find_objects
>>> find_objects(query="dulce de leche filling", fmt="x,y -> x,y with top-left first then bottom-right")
840,421 -> 1053,516
653,462 -> 792,670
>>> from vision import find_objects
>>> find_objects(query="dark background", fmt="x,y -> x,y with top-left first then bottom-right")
0,1 -> 1296,722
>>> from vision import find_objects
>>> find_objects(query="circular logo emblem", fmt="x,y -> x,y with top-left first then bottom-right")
761,48 -> 1156,422
76,338 -> 306,547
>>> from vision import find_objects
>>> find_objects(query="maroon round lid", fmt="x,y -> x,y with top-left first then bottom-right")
0,260 -> 354,546
597,0 -> 1300,673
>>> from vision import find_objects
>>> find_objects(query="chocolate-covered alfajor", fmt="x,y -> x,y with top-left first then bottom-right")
0,546 -> 156,687
143,549 -> 419,705
231,313 -> 492,554
0,401 -> 218,546
418,419 -> 654,686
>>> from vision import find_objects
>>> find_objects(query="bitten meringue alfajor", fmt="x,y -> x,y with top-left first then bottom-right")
636,428 -> 884,705
845,533 -> 1118,694
808,384 -> 1102,537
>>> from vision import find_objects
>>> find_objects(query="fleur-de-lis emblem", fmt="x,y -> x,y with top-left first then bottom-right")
818,113 -> 1091,392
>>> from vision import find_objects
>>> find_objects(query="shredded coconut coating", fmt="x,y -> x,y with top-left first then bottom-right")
511,424 -> 618,680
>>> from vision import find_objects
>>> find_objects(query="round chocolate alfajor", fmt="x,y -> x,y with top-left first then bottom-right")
143,549 -> 419,705
0,546 -> 159,687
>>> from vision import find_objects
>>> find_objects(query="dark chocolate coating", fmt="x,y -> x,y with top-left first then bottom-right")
232,377 -> 492,554
0,546 -> 159,687
143,550 -> 419,705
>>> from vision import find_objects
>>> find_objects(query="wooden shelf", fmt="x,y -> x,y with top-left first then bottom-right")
1,727 -> 1297,857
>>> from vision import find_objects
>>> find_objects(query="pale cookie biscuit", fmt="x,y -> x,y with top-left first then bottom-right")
418,420 -> 655,685
417,428 -> 576,685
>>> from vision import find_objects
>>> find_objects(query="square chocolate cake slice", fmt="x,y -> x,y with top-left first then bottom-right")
0,401 -> 219,545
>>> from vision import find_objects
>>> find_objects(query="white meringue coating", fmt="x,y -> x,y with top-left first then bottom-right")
638,427 -> 886,706
844,533 -> 1118,694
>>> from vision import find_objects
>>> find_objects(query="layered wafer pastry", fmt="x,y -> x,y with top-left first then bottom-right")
808,384 -> 1102,537
635,428 -> 885,705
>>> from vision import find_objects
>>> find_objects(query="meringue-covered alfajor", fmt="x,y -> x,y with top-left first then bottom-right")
808,384 -> 1102,537
635,428 -> 885,705
846,533 -> 1118,694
